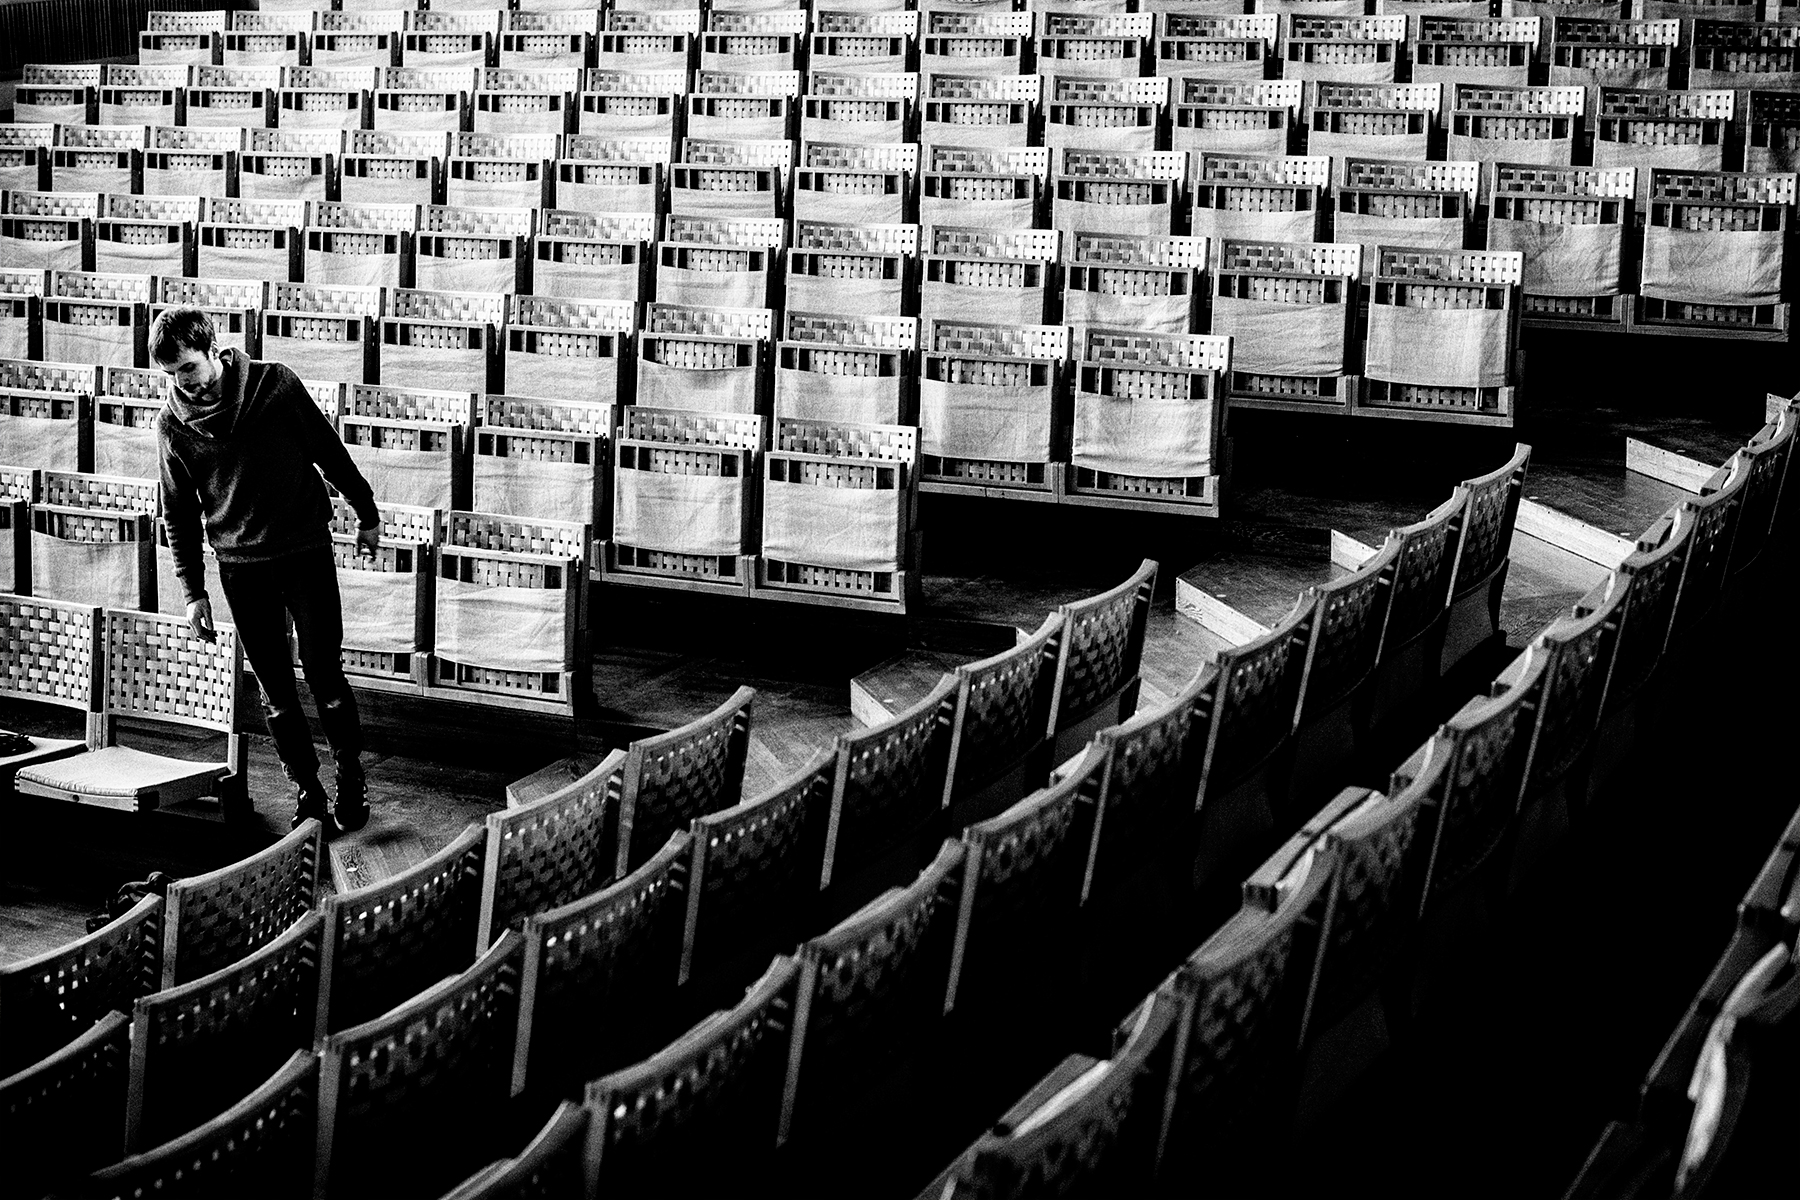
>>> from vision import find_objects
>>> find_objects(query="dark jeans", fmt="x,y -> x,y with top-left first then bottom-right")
217,543 -> 362,782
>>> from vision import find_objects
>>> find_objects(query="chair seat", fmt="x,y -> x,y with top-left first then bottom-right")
14,745 -> 231,812
0,737 -> 86,786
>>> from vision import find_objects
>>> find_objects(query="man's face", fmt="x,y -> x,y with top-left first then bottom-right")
156,346 -> 223,402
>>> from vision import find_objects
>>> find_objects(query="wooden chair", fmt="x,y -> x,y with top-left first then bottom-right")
476,749 -> 628,951
1043,559 -> 1158,765
584,956 -> 801,1198
1440,442 -> 1531,676
680,747 -> 832,997
0,1012 -> 132,1197
14,608 -> 250,820
1287,535 -> 1400,806
0,894 -> 160,1076
316,933 -> 525,1200
315,823 -> 486,1041
921,989 -> 1187,1200
779,842 -> 965,1165
513,831 -> 691,1102
439,1101 -> 588,1200
612,686 -> 753,877
0,594 -> 96,795
1366,488 -> 1464,730
1717,409 -> 1795,582
943,612 -> 1063,832
75,1050 -> 318,1200
123,911 -> 323,1154
819,673 -> 956,910
1191,598 -> 1311,896
1669,460 -> 1748,640
159,820 -> 323,989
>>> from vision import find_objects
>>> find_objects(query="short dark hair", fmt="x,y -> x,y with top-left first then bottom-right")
150,307 -> 219,364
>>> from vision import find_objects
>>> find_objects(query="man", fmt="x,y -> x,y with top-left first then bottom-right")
154,307 -> 381,837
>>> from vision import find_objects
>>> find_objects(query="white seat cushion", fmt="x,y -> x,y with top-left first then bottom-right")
14,745 -> 230,811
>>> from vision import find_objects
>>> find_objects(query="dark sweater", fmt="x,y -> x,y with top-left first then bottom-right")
158,349 -> 380,605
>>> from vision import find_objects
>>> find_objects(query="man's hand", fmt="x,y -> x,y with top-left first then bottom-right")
356,525 -> 380,559
185,597 -> 216,644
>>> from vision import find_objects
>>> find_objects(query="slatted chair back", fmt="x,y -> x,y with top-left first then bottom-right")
162,820 -> 322,989
1294,783 -> 1433,1051
81,1050 -> 318,1200
1596,509 -> 1691,717
613,685 -> 754,877
440,1101 -> 589,1200
0,593 -> 100,716
951,989 -> 1187,1198
821,673 -> 956,893
124,911 -> 324,1154
513,831 -> 691,1101
1411,648 -> 1546,917
0,895 -> 160,1076
316,933 -> 526,1200
945,744 -> 1107,1015
1167,845 -> 1329,1140
1044,559 -> 1158,761
1720,411 -> 1795,581
1522,581 -> 1624,798
943,612 -> 1064,826
1670,458 -> 1748,638
779,841 -> 966,1145
584,956 -> 801,1194
1374,488 -> 1464,661
0,1011 -> 131,1196
1196,595 -> 1310,799
476,748 -> 629,952
316,823 -> 486,1040
1295,534 -> 1399,724
1445,441 -> 1530,607
1082,665 -> 1214,906
682,747 -> 833,989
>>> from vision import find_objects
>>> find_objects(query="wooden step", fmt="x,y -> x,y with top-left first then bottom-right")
850,650 -> 970,727
504,752 -> 610,810
1173,547 -> 1340,655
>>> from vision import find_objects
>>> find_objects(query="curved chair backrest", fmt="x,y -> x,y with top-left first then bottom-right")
1719,409 -> 1795,579
614,684 -> 754,876
1296,533 -> 1399,723
780,840 -> 966,1144
316,932 -> 526,1200
959,989 -> 1186,1198
83,1050 -> 319,1200
1083,665 -> 1214,905
1524,579 -> 1625,797
1671,460 -> 1748,638
1600,508 -> 1692,715
514,831 -> 691,1100
1171,849 -> 1329,1127
0,1011 -> 132,1196
101,607 -> 242,732
683,746 -> 834,986
316,822 -> 487,1041
440,1101 -> 589,1200
125,911 -> 324,1155
477,748 -> 628,952
1045,558 -> 1158,742
823,672 -> 956,889
946,744 -> 1108,1013
163,819 -> 322,989
0,593 -> 99,711
1445,441 -> 1530,605
1375,487 -> 1464,661
586,957 -> 801,1194
0,893 -> 161,1076
1197,596 -> 1310,798
1416,648 -> 1546,916
943,612 -> 1064,812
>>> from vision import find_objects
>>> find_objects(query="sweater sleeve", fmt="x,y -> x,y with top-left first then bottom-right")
157,418 -> 210,607
283,365 -> 382,529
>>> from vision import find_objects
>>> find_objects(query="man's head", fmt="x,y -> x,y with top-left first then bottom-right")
150,307 -> 224,401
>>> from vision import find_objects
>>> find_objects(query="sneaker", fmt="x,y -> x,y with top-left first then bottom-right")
334,763 -> 371,834
293,778 -> 341,839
